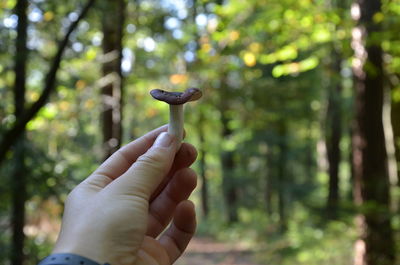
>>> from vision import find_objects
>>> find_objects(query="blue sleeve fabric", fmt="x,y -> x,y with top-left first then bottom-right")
38,253 -> 110,265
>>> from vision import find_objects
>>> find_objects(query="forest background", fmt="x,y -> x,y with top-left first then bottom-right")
1,0 -> 400,264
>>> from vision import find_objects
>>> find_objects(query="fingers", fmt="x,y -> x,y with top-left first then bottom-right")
146,168 -> 197,237
158,200 -> 196,264
150,143 -> 197,202
81,125 -> 168,191
136,237 -> 170,265
103,132 -> 178,200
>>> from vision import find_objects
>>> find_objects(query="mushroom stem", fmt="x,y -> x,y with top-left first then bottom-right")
168,104 -> 184,142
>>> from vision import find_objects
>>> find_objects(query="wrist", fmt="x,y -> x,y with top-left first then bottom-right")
52,243 -> 107,265
52,241 -> 139,265
38,253 -> 110,265
52,228 -> 108,265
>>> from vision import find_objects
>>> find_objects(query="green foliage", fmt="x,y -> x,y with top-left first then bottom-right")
261,219 -> 356,265
1,0 -> 400,264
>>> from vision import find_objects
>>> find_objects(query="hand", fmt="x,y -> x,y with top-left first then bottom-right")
52,126 -> 198,265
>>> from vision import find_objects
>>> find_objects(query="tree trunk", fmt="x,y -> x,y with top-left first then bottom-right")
11,140 -> 26,265
352,0 -> 395,264
348,128 -> 355,201
217,74 -> 239,223
10,1 -> 28,264
190,0 -> 209,218
392,93 -> 400,185
198,110 -> 209,218
305,124 -> 316,183
277,121 -> 288,232
326,48 -> 342,218
265,147 -> 274,217
220,112 -> 238,223
101,0 -> 125,160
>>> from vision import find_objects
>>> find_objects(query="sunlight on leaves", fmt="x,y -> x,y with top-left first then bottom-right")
169,74 -> 188,84
146,108 -> 159,118
248,42 -> 262,53
44,11 -> 54,21
373,12 -> 384,23
393,87 -> 400,103
277,45 -> 298,61
28,91 -> 40,101
259,45 -> 298,65
272,56 -> 319,77
243,52 -> 256,67
312,27 -> 331,43
2,0 -> 16,9
59,101 -> 70,112
229,30 -> 240,41
84,99 -> 95,109
201,43 -> 212,53
75,80 -> 87,90
85,48 -> 97,61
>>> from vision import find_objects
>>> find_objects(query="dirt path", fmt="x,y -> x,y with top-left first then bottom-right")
175,237 -> 262,265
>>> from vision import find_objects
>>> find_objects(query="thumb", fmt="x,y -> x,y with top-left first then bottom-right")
105,132 -> 178,200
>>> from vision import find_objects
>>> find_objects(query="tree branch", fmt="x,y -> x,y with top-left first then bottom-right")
0,0 -> 96,167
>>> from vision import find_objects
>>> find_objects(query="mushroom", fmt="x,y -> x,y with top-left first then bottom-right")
150,87 -> 202,143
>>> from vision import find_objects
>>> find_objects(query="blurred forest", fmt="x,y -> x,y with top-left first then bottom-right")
1,0 -> 400,264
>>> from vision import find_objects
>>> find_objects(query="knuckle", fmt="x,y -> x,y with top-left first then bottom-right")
64,190 -> 77,207
135,148 -> 167,172
64,185 -> 85,207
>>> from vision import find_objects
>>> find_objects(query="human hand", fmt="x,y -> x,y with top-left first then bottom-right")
52,126 -> 198,265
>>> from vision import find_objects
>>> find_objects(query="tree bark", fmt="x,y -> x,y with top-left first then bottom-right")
348,127 -> 355,201
305,123 -> 316,183
265,147 -> 274,217
220,111 -> 238,223
13,0 -> 27,118
352,0 -> 395,264
101,0 -> 125,160
277,121 -> 288,232
217,74 -> 239,223
10,1 -> 28,264
391,94 -> 400,185
189,0 -> 209,218
198,110 -> 209,217
11,140 -> 26,265
326,48 -> 342,218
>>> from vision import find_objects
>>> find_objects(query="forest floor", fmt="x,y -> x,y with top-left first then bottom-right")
175,237 -> 263,265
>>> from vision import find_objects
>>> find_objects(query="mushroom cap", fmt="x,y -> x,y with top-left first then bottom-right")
150,88 -> 202,105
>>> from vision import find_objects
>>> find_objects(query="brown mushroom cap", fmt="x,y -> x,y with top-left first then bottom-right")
150,88 -> 202,105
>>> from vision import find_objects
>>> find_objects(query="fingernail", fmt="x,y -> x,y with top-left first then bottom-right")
154,132 -> 174,147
